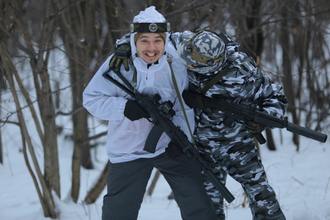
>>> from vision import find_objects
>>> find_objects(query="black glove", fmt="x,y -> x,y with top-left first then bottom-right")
245,121 -> 265,133
182,90 -> 219,109
109,44 -> 131,72
124,100 -> 149,121
165,141 -> 183,159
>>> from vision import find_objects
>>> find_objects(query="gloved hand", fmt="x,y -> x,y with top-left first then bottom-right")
165,141 -> 183,158
124,100 -> 149,121
182,90 -> 219,109
245,121 -> 265,133
109,44 -> 131,72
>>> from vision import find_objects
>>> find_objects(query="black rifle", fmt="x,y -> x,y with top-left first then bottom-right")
214,98 -> 328,144
102,70 -> 235,203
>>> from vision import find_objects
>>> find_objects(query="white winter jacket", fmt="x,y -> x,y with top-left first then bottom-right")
83,8 -> 193,163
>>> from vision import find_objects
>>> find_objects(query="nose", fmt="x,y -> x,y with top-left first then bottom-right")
148,42 -> 156,51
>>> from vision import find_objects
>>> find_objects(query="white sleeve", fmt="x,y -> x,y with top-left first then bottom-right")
83,56 -> 128,121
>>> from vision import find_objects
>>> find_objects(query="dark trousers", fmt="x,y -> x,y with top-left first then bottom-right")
102,153 -> 218,220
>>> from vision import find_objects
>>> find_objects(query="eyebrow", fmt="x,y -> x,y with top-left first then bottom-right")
138,35 -> 163,40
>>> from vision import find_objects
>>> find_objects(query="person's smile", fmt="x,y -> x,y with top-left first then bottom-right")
136,33 -> 165,64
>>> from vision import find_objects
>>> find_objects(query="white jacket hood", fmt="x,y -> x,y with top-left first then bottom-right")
130,6 -> 171,65
132,6 -> 166,23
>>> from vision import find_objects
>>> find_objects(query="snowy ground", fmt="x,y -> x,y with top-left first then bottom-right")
0,128 -> 329,220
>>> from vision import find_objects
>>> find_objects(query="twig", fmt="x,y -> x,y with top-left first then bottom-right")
291,176 -> 304,186
147,169 -> 161,196
164,0 -> 216,20
324,177 -> 330,200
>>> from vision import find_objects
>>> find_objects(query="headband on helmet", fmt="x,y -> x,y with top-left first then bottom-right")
130,22 -> 170,33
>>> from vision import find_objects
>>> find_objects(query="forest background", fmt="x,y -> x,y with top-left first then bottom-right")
0,0 -> 329,219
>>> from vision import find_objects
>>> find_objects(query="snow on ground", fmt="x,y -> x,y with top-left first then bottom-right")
0,128 -> 329,220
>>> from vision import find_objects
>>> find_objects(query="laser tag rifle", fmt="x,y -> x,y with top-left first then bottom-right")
102,69 -> 235,203
211,98 -> 328,144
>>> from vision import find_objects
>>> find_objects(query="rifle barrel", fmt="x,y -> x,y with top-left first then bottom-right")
286,123 -> 327,143
217,99 -> 328,144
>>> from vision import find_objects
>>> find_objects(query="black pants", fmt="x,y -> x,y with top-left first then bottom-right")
102,153 -> 218,220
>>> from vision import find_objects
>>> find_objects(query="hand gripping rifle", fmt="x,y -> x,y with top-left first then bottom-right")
214,98 -> 328,144
102,69 -> 235,203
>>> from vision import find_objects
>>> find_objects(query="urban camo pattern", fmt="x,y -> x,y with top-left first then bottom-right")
175,31 -> 228,74
192,31 -> 225,59
174,31 -> 288,220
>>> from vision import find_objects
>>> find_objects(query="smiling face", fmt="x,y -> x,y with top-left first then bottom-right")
135,33 -> 165,64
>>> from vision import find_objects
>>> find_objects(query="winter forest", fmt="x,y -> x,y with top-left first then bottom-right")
0,0 -> 330,219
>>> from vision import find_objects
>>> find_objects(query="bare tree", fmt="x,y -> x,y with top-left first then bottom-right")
1,1 -> 329,217
0,61 -> 5,164
0,0 -> 61,218
55,0 -> 98,203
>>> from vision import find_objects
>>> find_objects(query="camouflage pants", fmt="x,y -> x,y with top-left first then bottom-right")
198,141 -> 286,220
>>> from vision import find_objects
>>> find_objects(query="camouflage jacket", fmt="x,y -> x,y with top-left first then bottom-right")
171,31 -> 288,147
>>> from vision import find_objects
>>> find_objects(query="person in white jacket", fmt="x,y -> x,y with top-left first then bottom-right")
83,6 -> 218,220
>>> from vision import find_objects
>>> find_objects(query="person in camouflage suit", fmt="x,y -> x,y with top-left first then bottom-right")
111,30 -> 287,220
171,30 -> 288,220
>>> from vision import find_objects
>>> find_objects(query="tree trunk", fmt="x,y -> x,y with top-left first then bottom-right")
0,92 -> 2,164
0,42 -> 57,219
0,62 -> 4,164
147,170 -> 161,196
56,0 -> 103,203
235,0 -> 278,151
280,5 -> 300,150
237,0 -> 264,61
84,161 -> 110,204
